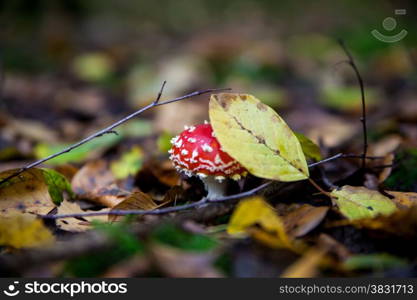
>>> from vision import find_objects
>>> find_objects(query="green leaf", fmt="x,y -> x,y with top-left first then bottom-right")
42,168 -> 75,204
294,132 -> 322,161
209,93 -> 309,181
152,224 -> 218,252
344,253 -> 407,271
331,185 -> 397,220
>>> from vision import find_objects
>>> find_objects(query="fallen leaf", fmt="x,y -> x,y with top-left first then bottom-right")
283,205 -> 329,237
378,153 -> 395,183
209,93 -> 308,181
281,248 -> 327,278
0,168 -> 73,217
227,197 -> 292,248
110,146 -> 144,180
136,160 -> 180,189
347,205 -> 417,239
109,191 -> 166,222
71,160 -> 127,207
294,132 -> 322,161
56,200 -> 109,232
331,185 -> 397,220
0,214 -> 54,248
386,191 -> 417,208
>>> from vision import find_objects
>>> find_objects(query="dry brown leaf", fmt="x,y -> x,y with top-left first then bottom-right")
71,160 -> 114,196
136,160 -> 180,189
283,205 -> 329,237
56,200 -> 110,232
0,169 -> 59,217
378,153 -> 395,183
109,190 -> 175,222
71,160 -> 127,207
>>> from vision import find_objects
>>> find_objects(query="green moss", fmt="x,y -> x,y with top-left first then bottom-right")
151,224 -> 218,252
64,223 -> 144,277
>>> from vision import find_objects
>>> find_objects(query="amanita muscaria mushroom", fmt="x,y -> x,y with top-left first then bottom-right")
169,122 -> 247,199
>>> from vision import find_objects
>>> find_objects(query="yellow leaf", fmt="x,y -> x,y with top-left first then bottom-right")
209,93 -> 308,181
281,248 -> 327,278
0,214 -> 54,248
331,186 -> 397,220
227,197 -> 291,248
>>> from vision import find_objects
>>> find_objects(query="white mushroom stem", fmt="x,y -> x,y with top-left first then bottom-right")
200,176 -> 227,200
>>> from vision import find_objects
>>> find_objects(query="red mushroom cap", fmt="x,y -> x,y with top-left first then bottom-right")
169,123 -> 247,181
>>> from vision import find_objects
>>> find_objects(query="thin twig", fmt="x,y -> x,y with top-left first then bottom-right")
307,153 -> 344,168
0,84 -> 230,186
41,182 -> 273,220
308,178 -> 332,198
337,39 -> 368,169
42,156 -> 342,220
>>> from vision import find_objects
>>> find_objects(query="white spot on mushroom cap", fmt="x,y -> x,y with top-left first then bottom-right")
187,137 -> 197,143
181,149 -> 189,155
174,139 -> 183,148
201,143 -> 213,152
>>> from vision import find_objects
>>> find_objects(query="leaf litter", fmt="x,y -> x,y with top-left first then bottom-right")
2,44 -> 417,278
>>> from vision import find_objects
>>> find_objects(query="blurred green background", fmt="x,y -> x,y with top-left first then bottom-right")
1,0 -> 416,139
